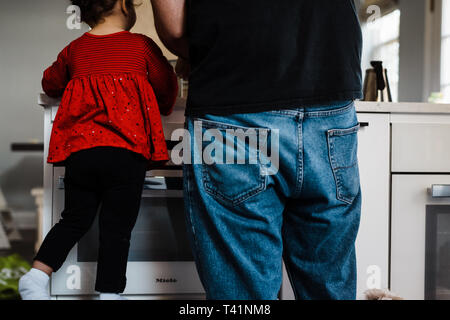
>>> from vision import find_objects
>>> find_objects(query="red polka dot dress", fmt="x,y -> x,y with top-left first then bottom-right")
42,31 -> 178,165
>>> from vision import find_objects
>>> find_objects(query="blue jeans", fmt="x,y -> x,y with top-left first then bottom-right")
183,101 -> 362,300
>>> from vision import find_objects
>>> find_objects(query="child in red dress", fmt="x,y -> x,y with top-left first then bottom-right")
19,0 -> 178,300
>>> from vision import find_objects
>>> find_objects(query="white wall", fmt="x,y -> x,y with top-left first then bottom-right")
0,0 -> 88,177
0,0 -> 89,211
398,0 -> 427,102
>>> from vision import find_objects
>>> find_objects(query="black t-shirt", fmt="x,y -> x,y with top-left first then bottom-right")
186,0 -> 363,116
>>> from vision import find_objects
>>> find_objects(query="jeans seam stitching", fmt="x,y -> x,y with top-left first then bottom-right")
328,124 -> 361,137
184,164 -> 210,294
300,119 -> 304,195
202,168 -> 266,205
327,132 -> 347,205
193,117 -> 270,131
294,119 -> 303,197
304,101 -> 354,118
327,134 -> 356,205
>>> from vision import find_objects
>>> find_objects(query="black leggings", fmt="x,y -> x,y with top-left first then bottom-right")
34,147 -> 147,293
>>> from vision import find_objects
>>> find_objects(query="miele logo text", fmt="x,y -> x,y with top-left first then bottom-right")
156,278 -> 178,283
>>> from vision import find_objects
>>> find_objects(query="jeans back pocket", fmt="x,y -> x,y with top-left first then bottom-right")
327,124 -> 361,204
196,118 -> 268,207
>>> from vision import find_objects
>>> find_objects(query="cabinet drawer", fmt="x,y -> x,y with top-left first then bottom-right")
392,123 -> 450,173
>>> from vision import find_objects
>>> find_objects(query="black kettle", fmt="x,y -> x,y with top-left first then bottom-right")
363,61 -> 392,102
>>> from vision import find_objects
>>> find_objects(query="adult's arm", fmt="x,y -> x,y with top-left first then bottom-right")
150,0 -> 189,59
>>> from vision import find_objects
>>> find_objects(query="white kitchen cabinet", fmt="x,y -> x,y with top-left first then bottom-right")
355,113 -> 390,297
281,113 -> 391,299
392,123 -> 450,172
390,115 -> 450,300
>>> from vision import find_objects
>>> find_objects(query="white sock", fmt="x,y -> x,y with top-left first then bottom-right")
18,268 -> 50,300
99,293 -> 127,300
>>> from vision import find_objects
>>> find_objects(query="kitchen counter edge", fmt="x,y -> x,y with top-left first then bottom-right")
38,94 -> 450,114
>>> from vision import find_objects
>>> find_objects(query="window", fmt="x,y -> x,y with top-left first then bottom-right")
362,9 -> 401,102
441,0 -> 450,102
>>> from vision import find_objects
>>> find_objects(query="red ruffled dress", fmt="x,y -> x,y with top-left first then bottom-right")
42,31 -> 178,165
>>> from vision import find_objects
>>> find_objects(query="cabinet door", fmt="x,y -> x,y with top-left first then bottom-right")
391,175 -> 450,300
280,113 -> 391,299
355,113 -> 390,297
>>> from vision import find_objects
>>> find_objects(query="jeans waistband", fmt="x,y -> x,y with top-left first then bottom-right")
269,100 -> 354,118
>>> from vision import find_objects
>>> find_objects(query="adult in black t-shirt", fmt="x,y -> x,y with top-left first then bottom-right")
152,0 -> 363,300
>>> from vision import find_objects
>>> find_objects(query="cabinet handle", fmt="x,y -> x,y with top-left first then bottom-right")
359,122 -> 369,128
430,185 -> 450,198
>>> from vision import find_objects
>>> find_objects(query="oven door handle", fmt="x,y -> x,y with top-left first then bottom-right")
143,176 -> 183,191
430,185 -> 450,198
58,176 -> 182,191
143,177 -> 167,190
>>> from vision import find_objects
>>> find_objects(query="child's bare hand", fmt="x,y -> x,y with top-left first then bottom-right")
175,57 -> 190,80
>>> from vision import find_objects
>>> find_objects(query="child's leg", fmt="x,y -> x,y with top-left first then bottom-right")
20,152 -> 101,300
94,149 -> 147,294
34,157 -> 101,272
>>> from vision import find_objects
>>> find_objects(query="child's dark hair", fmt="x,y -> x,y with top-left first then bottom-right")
71,0 -> 135,27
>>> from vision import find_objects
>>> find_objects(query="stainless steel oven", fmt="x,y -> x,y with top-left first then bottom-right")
40,96 -> 204,299
49,165 -> 204,297
391,176 -> 450,300
425,200 -> 450,300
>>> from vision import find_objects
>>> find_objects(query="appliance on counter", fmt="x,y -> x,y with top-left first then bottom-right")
39,94 -> 205,299
363,61 -> 392,102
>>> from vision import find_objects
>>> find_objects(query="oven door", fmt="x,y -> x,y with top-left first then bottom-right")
50,166 -> 204,296
391,175 -> 450,300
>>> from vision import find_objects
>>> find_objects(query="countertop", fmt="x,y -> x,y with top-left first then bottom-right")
354,101 -> 450,114
38,94 -> 450,115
